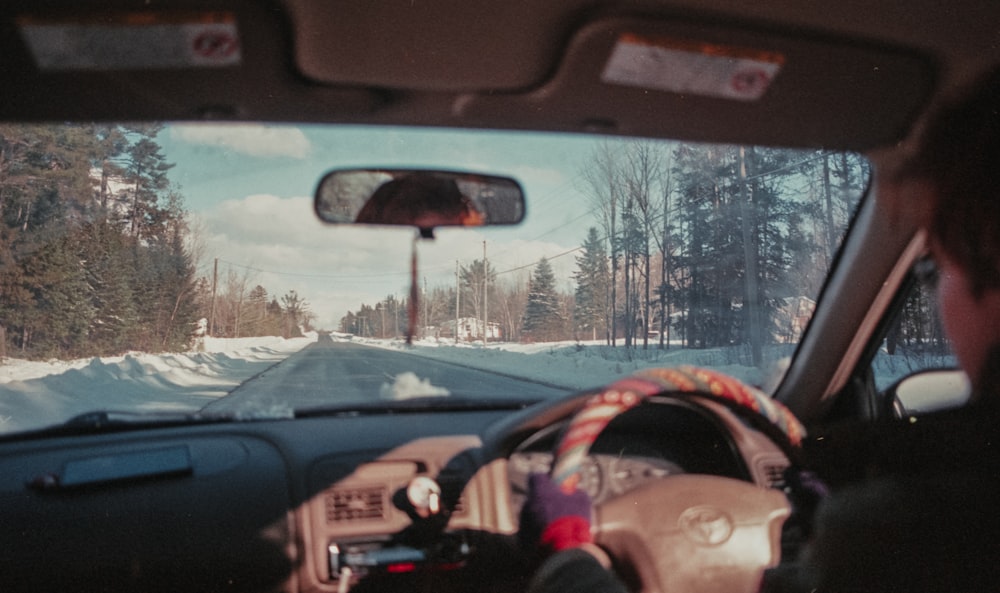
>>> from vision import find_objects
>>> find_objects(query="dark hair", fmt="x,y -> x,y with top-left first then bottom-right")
905,67 -> 1000,296
355,173 -> 470,225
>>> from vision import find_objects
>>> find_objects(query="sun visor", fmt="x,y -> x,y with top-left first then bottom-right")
287,0 -> 568,92
0,4 -> 382,122
455,15 -> 936,150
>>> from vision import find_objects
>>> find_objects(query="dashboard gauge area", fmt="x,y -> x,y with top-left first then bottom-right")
606,455 -> 685,496
506,401 -> 758,521
507,449 -> 685,517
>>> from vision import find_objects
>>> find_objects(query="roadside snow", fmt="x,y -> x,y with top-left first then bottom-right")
0,330 -> 952,435
347,335 -> 770,391
0,334 -> 317,434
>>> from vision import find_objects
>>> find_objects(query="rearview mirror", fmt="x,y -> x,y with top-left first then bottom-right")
314,169 -> 525,230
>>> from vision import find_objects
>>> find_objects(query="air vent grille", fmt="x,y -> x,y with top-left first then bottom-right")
451,494 -> 467,516
762,463 -> 788,489
326,486 -> 387,523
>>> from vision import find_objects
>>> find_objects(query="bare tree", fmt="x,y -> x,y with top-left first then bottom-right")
221,267 -> 256,338
580,140 -> 623,345
622,142 -> 667,349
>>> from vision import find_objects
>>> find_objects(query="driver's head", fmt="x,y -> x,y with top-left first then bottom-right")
897,66 -> 1000,391
905,66 -> 1000,296
355,173 -> 484,227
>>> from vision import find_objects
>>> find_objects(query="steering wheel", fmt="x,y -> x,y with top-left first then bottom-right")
550,366 -> 804,593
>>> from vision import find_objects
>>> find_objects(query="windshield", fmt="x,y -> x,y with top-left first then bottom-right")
0,123 -> 868,434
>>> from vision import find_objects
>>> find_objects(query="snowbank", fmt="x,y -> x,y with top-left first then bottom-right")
346,336 -> 770,391
1,329 -> 945,436
0,334 -> 317,434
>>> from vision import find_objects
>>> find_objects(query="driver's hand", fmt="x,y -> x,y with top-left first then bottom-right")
522,473 -> 594,554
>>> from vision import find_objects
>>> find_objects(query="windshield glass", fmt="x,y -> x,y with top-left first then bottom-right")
0,123 -> 868,434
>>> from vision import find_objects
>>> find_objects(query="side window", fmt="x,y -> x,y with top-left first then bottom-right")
873,262 -> 957,392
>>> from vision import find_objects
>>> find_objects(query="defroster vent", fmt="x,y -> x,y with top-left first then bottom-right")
326,486 -> 387,523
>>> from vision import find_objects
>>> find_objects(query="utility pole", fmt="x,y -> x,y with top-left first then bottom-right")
455,260 -> 460,344
483,241 -> 488,343
209,258 -> 218,337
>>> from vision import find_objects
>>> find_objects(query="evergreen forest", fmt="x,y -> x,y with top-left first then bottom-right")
0,124 -> 309,360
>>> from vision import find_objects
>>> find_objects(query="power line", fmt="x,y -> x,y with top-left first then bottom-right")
215,258 -> 409,280
494,244 -> 584,275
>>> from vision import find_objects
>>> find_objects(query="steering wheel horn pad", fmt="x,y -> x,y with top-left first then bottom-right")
595,474 -> 789,593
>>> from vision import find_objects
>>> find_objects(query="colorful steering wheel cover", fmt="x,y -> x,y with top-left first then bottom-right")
551,366 -> 805,491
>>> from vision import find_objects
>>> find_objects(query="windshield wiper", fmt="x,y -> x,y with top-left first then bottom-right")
2,409 -> 241,442
3,398 -> 539,442
295,396 -> 540,418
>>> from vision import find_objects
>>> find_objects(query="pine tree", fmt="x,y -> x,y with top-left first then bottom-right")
522,257 -> 563,342
573,227 -> 610,341
151,229 -> 199,350
78,220 -> 138,354
120,125 -> 174,239
0,125 -> 101,356
245,285 -> 270,336
11,235 -> 93,357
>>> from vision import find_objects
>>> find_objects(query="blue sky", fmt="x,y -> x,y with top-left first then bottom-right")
158,123 -> 621,328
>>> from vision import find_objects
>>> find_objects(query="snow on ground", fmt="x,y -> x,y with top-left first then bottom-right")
344,335 -> 955,395
0,329 -> 955,435
346,335 -> 774,391
0,334 -> 318,434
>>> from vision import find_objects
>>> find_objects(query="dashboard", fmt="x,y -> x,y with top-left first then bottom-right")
0,395 -> 791,593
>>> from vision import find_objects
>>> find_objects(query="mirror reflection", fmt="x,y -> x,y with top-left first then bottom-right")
314,169 -> 525,229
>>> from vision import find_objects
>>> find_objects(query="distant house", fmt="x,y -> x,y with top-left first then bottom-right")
439,317 -> 502,341
775,296 -> 816,343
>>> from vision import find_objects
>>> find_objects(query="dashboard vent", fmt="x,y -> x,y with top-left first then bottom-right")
762,463 -> 788,489
451,494 -> 467,516
326,486 -> 387,523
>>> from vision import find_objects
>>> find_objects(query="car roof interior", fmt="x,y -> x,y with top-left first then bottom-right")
2,0 -> 998,422
2,0 -> 997,151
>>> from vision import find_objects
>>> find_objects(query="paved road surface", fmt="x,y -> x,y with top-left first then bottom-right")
202,335 -> 569,414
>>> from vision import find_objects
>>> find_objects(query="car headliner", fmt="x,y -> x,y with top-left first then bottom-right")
1,0 -> 997,151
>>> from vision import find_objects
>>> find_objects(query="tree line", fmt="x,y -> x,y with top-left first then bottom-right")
339,255 -> 574,343
342,141 -> 878,359
574,142 -> 869,364
0,124 -> 310,360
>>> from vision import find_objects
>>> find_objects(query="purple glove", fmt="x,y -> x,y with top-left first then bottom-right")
521,473 -> 594,553
783,467 -> 829,540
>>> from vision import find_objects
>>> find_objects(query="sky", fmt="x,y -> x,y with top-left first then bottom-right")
158,123 -> 627,329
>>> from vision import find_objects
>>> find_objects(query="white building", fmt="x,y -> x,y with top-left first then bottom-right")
439,317 -> 502,341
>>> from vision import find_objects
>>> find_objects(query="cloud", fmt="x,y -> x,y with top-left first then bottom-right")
193,193 -> 582,329
171,123 -> 311,159
193,194 -> 418,327
507,165 -> 568,187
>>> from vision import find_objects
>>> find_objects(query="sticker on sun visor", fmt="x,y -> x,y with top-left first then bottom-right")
17,12 -> 241,71
602,34 -> 784,101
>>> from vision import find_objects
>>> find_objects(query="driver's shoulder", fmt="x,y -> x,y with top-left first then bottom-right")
798,400 -> 1000,591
